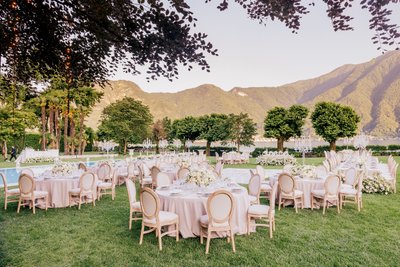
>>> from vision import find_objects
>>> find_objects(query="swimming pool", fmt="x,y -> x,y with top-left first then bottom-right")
0,161 -> 98,186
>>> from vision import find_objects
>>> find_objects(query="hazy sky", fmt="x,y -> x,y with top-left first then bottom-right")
109,1 -> 400,93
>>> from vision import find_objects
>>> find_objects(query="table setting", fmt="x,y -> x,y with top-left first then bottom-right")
156,168 -> 250,238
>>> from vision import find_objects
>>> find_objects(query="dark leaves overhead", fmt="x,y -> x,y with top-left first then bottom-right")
0,0 -> 399,85
0,0 -> 217,84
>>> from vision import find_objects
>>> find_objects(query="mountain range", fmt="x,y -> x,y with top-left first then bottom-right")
87,50 -> 400,137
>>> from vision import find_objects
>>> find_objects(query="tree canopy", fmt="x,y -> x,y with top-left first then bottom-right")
198,113 -> 231,156
264,105 -> 309,151
1,0 -> 398,85
228,113 -> 257,151
98,97 -> 153,154
311,102 -> 360,151
170,116 -> 202,150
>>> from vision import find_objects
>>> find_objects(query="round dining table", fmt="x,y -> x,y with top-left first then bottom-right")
157,185 -> 251,238
270,175 -> 326,208
35,170 -> 96,208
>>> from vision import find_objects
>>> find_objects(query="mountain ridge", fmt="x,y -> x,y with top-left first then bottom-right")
87,51 -> 400,136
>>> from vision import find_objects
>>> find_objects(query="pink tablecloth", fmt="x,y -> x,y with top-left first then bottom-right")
35,178 -> 80,208
35,172 -> 97,208
270,176 -> 325,208
157,187 -> 250,238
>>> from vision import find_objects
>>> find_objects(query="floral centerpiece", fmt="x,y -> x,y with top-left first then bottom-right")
185,169 -> 216,187
52,161 -> 75,176
363,173 -> 392,194
286,164 -> 316,179
177,158 -> 190,168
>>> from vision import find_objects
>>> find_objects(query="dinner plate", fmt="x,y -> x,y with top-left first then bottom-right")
157,185 -> 170,191
170,189 -> 183,196
231,187 -> 243,193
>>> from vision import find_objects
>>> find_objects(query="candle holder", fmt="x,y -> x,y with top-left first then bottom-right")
294,135 -> 312,165
159,139 -> 169,154
98,140 -> 118,155
353,132 -> 369,151
142,138 -> 153,156
173,139 -> 182,153
185,140 -> 193,153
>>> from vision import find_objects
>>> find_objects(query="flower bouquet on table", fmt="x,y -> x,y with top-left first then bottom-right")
185,169 -> 217,187
286,163 -> 316,179
51,161 -> 75,176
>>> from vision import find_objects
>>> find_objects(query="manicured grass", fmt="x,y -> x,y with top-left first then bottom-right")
0,158 -> 399,266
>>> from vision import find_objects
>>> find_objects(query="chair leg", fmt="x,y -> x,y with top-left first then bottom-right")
158,227 -> 163,251
336,198 -> 340,214
278,195 -> 282,210
78,196 -> 82,210
139,223 -> 144,245
311,194 -> 314,210
32,200 -> 36,214
92,193 -> 96,206
294,199 -> 298,213
17,198 -> 21,213
247,214 -> 251,235
230,228 -> 236,253
200,225 -> 203,244
4,196 -> 7,210
205,230 -> 211,254
45,196 -> 48,211
176,222 -> 179,242
129,211 -> 133,230
301,196 -> 304,209
322,200 -> 326,215
269,220 -> 273,238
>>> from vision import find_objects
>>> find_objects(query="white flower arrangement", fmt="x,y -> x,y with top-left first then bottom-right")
185,169 -> 216,187
287,164 -> 316,179
178,159 -> 190,169
362,173 -> 392,194
25,157 -> 55,163
51,161 -> 75,176
256,151 -> 296,166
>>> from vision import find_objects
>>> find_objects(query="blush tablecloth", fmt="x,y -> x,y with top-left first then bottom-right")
270,176 -> 325,208
157,187 -> 250,238
35,171 -> 97,208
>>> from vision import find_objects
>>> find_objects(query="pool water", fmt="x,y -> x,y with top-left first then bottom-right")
0,162 -> 97,186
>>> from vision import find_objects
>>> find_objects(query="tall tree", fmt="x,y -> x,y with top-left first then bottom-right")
198,113 -> 231,156
98,97 -> 153,154
264,105 -> 309,151
152,119 -> 167,154
170,116 -> 202,151
0,107 -> 36,160
73,86 -> 103,155
228,113 -> 257,151
311,102 -> 360,151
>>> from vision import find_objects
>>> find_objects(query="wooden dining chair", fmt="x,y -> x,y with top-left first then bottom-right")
199,190 -> 236,254
17,174 -> 48,214
139,187 -> 179,251
248,174 -> 261,205
125,178 -> 142,230
1,172 -> 20,210
247,182 -> 279,238
156,172 -> 171,188
278,173 -> 304,213
68,172 -> 96,209
311,175 -> 341,215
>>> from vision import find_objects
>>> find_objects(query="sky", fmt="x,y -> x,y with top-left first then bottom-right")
109,1 -> 400,93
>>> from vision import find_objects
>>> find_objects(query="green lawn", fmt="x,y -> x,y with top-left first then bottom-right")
0,158 -> 399,266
